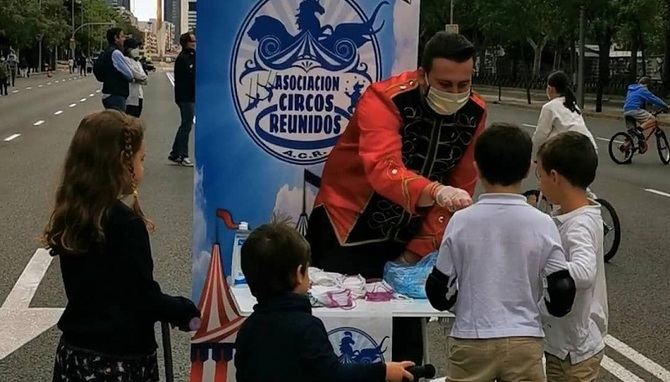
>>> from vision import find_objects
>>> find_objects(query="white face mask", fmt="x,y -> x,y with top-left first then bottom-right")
424,74 -> 470,115
130,48 -> 140,59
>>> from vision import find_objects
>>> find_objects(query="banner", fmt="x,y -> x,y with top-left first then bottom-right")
191,1 -> 420,381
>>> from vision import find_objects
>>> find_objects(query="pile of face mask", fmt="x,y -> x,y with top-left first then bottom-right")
307,268 -> 405,309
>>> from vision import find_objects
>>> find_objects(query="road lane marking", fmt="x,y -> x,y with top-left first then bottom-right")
26,87 -> 32,90
38,84 -> 43,88
54,110 -> 63,115
644,188 -> 670,198
4,134 -> 21,142
89,93 -> 94,97
80,98 -> 87,102
33,120 -> 45,126
2,249 -> 53,309
47,82 -> 51,85
602,355 -> 645,382
68,103 -> 77,108
95,89 -> 101,93
12,90 -> 18,94
605,335 -> 670,381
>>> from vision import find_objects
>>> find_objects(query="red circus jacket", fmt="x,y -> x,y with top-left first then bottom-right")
313,70 -> 488,257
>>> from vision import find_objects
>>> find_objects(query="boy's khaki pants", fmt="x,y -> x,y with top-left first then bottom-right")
545,351 -> 604,382
447,337 -> 545,382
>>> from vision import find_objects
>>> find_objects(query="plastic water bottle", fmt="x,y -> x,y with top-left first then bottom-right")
229,222 -> 250,286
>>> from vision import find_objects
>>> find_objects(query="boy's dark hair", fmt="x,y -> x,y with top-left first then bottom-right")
241,223 -> 311,302
537,131 -> 597,190
421,32 -> 475,72
474,123 -> 532,186
180,32 -> 194,49
106,27 -> 123,45
638,76 -> 652,87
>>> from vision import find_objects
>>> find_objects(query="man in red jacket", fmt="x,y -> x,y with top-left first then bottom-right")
306,32 -> 487,363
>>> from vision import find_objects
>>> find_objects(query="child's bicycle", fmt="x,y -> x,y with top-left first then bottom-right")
608,110 -> 670,165
523,190 -> 621,263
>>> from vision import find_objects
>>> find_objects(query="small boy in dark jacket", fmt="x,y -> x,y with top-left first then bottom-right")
234,223 -> 414,382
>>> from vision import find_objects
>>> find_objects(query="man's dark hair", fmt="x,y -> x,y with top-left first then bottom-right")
106,27 -> 123,45
538,131 -> 597,190
241,223 -> 311,302
474,123 -> 532,186
180,32 -> 194,49
421,32 -> 475,72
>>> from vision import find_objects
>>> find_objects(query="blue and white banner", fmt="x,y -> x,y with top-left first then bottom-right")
191,1 -> 420,380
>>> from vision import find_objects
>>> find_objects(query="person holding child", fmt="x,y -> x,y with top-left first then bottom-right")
44,110 -> 201,381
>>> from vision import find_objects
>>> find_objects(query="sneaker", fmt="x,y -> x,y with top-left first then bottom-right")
180,157 -> 194,167
168,155 -> 182,165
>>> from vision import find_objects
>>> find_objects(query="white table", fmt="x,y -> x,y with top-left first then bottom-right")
230,286 -> 454,364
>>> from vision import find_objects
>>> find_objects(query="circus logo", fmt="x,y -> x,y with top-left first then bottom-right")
327,327 -> 389,364
231,0 -> 387,165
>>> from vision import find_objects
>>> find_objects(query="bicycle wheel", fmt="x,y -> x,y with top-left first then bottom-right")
608,132 -> 634,164
656,129 -> 670,165
596,198 -> 621,263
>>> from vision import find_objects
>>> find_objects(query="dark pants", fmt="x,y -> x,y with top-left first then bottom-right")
102,95 -> 127,112
79,65 -> 85,76
126,99 -> 143,117
170,102 -> 195,159
0,79 -> 7,95
306,206 -> 425,364
10,69 -> 16,86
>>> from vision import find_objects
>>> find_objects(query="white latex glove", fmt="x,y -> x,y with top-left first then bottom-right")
435,186 -> 472,212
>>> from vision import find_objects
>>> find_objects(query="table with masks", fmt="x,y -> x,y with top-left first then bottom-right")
230,253 -> 454,364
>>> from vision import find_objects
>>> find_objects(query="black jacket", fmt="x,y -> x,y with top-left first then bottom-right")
53,201 -> 199,356
174,48 -> 195,103
99,45 -> 130,98
235,293 -> 386,382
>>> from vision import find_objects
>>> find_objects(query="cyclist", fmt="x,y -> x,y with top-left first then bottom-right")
623,77 -> 669,153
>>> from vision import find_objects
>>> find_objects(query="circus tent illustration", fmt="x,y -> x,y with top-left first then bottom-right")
190,240 -> 245,382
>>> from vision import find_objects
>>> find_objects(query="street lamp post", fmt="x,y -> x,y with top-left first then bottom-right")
577,6 -> 586,109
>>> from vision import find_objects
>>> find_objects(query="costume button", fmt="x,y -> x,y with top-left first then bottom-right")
438,215 -> 445,223
391,168 -> 399,175
408,80 -> 415,86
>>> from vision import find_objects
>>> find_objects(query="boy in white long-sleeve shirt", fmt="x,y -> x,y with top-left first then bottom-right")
425,123 -> 577,382
536,131 -> 608,382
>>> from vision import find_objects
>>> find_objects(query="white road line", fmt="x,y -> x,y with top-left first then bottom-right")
38,84 -> 43,88
54,110 -> 63,115
602,355 -> 645,382
68,103 -> 77,108
605,335 -> 670,381
12,90 -> 18,94
166,72 -> 175,87
26,87 -> 31,90
522,123 -> 536,128
644,188 -> 670,198
47,82 -> 51,85
2,249 -> 52,309
80,98 -> 87,102
3,134 -> 21,142
55,80 -> 59,83
95,89 -> 101,93
33,120 -> 45,126
89,93 -> 94,97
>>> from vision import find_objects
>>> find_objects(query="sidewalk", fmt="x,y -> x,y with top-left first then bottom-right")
473,84 -> 670,126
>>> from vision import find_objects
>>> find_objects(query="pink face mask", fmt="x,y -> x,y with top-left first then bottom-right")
365,283 -> 395,302
325,290 -> 356,310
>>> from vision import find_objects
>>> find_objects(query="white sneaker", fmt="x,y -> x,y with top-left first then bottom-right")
180,157 -> 194,167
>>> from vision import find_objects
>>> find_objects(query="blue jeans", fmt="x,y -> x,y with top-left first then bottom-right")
102,95 -> 127,112
170,102 -> 195,159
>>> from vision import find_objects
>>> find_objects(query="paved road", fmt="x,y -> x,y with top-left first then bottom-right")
0,72 -> 668,381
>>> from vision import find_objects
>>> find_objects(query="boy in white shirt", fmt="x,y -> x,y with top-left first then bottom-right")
425,123 -> 577,382
536,131 -> 608,382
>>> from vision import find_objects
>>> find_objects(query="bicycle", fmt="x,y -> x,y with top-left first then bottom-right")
522,189 -> 621,263
608,110 -> 670,165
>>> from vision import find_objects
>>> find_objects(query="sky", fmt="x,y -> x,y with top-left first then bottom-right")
132,0 -> 157,22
